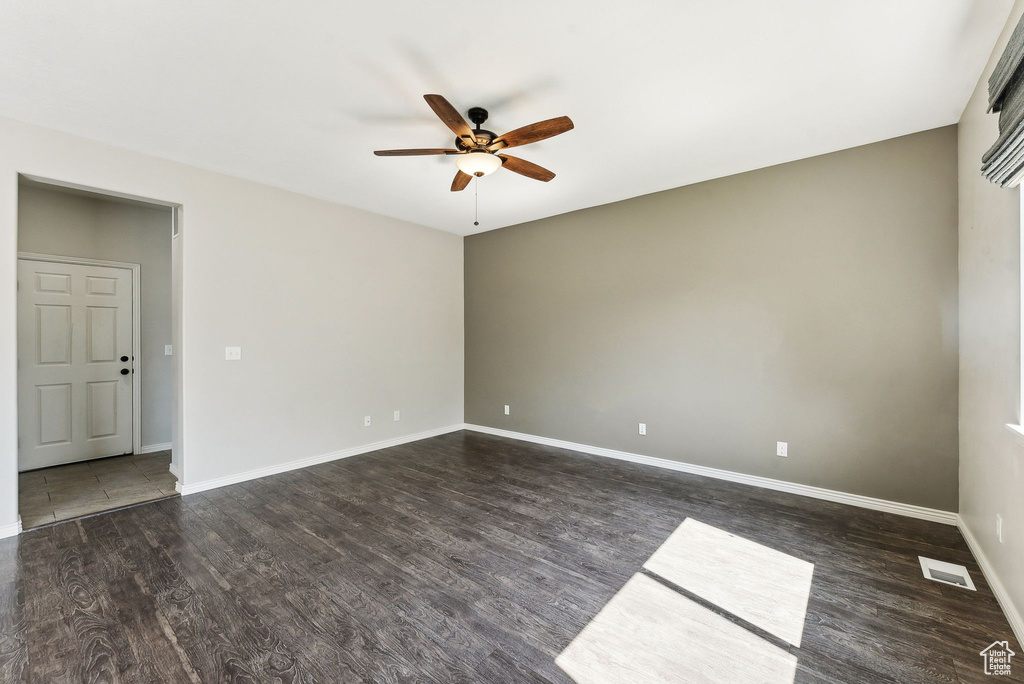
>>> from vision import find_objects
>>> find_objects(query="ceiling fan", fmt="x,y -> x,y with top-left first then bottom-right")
374,94 -> 574,192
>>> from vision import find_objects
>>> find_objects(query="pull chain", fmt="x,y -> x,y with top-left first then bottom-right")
473,177 -> 479,227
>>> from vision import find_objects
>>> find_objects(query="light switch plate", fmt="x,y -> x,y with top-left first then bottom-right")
504,405 -> 510,416
164,345 -> 173,356
225,346 -> 242,361
394,410 -> 400,422
364,415 -> 372,427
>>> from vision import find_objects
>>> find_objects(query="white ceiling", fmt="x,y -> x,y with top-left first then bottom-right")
0,1 -> 1012,235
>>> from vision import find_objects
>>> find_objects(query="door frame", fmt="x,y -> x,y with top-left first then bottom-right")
17,251 -> 144,458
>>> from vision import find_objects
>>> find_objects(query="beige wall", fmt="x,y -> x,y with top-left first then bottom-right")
0,115 -> 465,530
958,0 -> 1024,639
466,126 -> 959,511
18,183 -> 174,449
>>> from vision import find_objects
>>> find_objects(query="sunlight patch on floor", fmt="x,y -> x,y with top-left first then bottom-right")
643,518 -> 814,647
557,518 -> 814,683
555,573 -> 798,684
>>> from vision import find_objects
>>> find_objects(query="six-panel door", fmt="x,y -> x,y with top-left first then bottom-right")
17,259 -> 133,471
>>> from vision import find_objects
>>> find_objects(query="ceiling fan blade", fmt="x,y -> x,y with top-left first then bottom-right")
489,116 -> 574,150
374,148 -> 459,156
424,94 -> 477,144
451,170 -> 472,192
498,155 -> 555,182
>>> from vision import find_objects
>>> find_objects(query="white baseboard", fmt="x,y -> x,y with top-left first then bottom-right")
175,424 -> 465,496
464,424 -> 958,526
0,516 -> 23,539
957,515 -> 1024,646
168,461 -> 181,479
138,442 -> 172,454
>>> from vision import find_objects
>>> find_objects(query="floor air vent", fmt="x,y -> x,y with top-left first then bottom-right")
918,556 -> 976,590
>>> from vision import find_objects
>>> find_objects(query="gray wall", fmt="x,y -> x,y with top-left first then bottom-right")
18,183 -> 174,448
466,126 -> 959,511
958,0 -> 1024,636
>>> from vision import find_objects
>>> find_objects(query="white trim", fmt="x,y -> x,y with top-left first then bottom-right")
1005,423 -> 1024,449
0,516 -> 23,539
958,515 -> 1024,646
1019,189 -> 1023,425
463,424 -> 959,525
172,205 -> 185,484
138,442 -> 172,454
19,173 -> 181,209
175,424 -> 465,496
18,252 -> 144,456
168,461 -> 181,479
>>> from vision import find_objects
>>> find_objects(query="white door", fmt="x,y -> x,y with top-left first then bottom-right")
17,259 -> 134,471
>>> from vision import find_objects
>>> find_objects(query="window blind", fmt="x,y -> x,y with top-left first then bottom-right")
983,14 -> 1024,187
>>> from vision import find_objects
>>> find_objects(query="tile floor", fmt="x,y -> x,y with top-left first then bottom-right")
18,451 -> 178,529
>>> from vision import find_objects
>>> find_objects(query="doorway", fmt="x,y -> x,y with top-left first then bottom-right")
16,179 -> 178,528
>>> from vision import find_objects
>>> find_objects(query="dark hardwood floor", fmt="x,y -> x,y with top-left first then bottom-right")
0,430 -> 1018,683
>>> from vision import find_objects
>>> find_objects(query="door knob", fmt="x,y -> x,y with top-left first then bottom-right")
120,355 -> 129,362
120,368 -> 130,375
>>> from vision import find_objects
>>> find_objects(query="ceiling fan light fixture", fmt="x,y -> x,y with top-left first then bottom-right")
456,150 -> 502,177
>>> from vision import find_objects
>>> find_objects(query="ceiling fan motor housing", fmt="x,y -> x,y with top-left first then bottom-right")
456,129 -> 496,150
